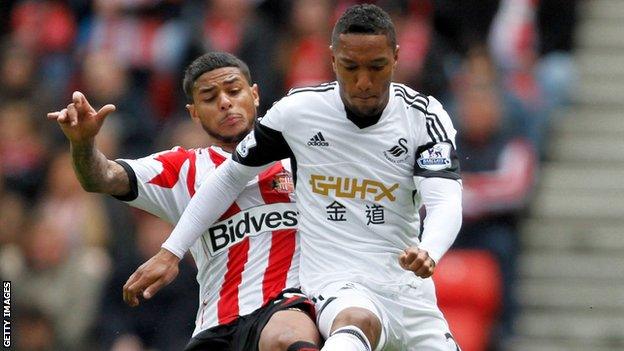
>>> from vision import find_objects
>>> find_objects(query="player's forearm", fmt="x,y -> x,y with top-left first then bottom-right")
162,159 -> 266,258
70,140 -> 130,195
418,177 -> 463,263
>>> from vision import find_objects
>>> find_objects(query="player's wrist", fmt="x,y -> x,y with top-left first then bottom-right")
70,138 -> 96,150
158,247 -> 182,263
160,244 -> 184,261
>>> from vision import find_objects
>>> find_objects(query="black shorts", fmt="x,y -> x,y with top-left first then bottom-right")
184,288 -> 315,351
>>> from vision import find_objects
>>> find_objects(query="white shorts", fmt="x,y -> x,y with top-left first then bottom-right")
311,280 -> 460,351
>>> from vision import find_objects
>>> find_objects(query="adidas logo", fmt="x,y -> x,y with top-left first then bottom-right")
307,132 -> 329,147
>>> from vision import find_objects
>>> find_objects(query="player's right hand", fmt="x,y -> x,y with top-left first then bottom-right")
46,91 -> 116,144
399,246 -> 436,278
123,248 -> 181,307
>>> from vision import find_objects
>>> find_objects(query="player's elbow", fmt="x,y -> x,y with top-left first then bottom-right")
78,175 -> 120,195
77,178 -> 102,193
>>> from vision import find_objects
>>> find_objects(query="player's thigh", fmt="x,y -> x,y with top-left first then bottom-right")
259,309 -> 320,351
387,280 -> 459,351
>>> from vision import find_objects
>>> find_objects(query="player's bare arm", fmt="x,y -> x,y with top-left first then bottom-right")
123,248 -> 180,307
47,91 -> 129,196
399,246 -> 436,278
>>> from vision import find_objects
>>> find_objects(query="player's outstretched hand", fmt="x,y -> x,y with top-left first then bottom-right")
46,91 -> 116,144
399,246 -> 436,278
123,248 -> 180,307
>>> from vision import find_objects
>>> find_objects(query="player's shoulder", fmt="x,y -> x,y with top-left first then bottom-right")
392,82 -> 449,119
391,82 -> 430,113
281,81 -> 338,105
151,146 -> 205,158
286,81 -> 338,96
263,82 -> 337,125
142,146 -> 216,168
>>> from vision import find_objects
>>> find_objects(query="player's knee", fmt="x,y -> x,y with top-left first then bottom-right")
259,310 -> 320,351
331,307 -> 381,347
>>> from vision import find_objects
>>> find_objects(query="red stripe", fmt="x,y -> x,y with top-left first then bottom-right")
258,163 -> 297,304
211,147 -> 249,324
186,150 -> 197,197
217,201 -> 247,325
218,236 -> 249,324
208,148 -> 227,166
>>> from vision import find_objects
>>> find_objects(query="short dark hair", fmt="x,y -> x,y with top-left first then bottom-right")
182,52 -> 252,103
331,4 -> 397,49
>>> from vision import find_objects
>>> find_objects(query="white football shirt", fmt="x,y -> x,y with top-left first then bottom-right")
232,81 -> 461,293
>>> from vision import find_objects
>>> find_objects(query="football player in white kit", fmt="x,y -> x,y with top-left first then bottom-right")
145,5 -> 463,351
47,52 -> 322,351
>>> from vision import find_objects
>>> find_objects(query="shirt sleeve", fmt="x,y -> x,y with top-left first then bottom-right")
233,121 -> 293,167
233,96 -> 294,166
416,177 -> 463,264
161,159 -> 269,258
113,148 -> 194,222
413,96 -> 461,180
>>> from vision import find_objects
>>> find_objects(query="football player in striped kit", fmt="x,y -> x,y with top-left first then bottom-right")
157,5 -> 463,351
47,52 -> 321,351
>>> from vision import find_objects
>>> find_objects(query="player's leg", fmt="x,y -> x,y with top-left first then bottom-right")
322,307 -> 381,351
388,279 -> 460,351
239,289 -> 320,351
258,309 -> 320,351
314,283 -> 386,351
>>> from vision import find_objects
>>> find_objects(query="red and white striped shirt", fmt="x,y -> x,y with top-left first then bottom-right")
118,146 -> 299,335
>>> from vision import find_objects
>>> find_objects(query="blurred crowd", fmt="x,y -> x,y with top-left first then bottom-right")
0,0 -> 578,350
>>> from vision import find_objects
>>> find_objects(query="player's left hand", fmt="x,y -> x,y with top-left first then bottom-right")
399,246 -> 436,278
123,248 -> 180,307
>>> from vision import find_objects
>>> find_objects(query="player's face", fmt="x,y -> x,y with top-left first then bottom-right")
187,67 -> 259,146
331,34 -> 398,118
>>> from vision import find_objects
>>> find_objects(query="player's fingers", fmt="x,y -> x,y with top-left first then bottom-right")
56,108 -> 70,124
72,91 -> 94,114
410,250 -> 435,276
143,264 -> 178,299
405,251 -> 428,271
414,261 -> 433,278
67,103 -> 79,127
96,104 -> 116,120
123,270 -> 140,291
398,252 -> 409,269
124,271 -> 149,307
123,274 -> 138,306
407,258 -> 424,272
126,275 -> 149,296
402,249 -> 418,265
46,111 -> 61,120
126,280 -> 149,307
143,278 -> 167,300
123,288 -> 139,307
72,91 -> 83,105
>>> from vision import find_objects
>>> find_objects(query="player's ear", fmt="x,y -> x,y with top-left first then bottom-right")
393,45 -> 400,69
251,84 -> 260,108
330,46 -> 337,73
186,103 -> 200,124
